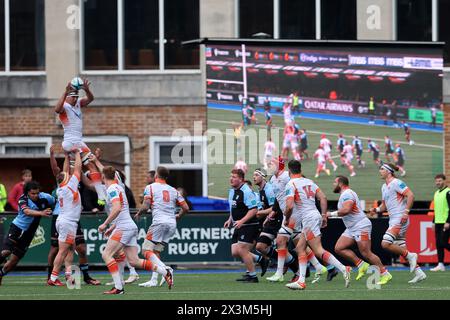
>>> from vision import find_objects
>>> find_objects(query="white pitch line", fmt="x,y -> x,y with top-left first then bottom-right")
0,287 -> 449,298
208,119 -> 443,150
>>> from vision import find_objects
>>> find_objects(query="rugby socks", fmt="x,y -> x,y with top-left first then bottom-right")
115,253 -> 126,283
47,265 -> 53,280
150,272 -> 159,282
322,250 -> 346,273
79,263 -> 91,281
267,246 -> 278,260
50,270 -> 59,282
106,260 -> 123,290
126,260 -> 138,276
145,251 -> 167,269
140,259 -> 167,277
287,250 -> 299,274
252,253 -> 263,264
276,248 -> 287,275
356,259 -> 364,268
307,250 -> 324,272
298,255 -> 308,283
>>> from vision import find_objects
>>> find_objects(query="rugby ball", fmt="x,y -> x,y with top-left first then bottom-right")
70,77 -> 84,90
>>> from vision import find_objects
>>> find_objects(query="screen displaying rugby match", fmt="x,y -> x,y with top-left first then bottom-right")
206,43 -> 443,201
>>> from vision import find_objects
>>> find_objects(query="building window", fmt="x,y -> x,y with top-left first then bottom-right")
84,136 -> 131,186
321,0 -> 356,40
164,0 -> 199,69
84,0 -> 118,70
239,0 -> 273,38
280,0 -> 315,39
149,136 -> 207,197
4,145 -> 46,155
83,0 -> 199,71
397,0 -> 432,41
0,0 -> 45,72
439,0 -> 450,64
9,0 -> 45,71
0,137 -> 51,156
124,0 -> 159,70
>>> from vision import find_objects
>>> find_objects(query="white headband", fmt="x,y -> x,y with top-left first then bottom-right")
381,163 -> 394,174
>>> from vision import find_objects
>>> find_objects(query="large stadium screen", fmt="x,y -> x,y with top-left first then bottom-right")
206,43 -> 443,201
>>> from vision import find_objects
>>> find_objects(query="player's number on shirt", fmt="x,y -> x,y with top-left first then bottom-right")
303,186 -> 315,199
162,190 -> 170,203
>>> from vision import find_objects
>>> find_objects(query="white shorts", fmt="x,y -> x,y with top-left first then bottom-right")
342,218 -> 372,242
284,118 -> 294,126
283,139 -> 291,149
110,227 -> 139,248
56,219 -> 77,245
386,215 -> 409,240
278,214 -> 302,239
324,152 -> 331,160
301,214 -> 322,240
62,140 -> 91,154
145,222 -> 177,244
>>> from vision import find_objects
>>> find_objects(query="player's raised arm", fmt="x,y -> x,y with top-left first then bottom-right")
62,152 -> 70,174
73,150 -> 82,179
55,82 -> 72,114
49,145 -> 61,177
80,78 -> 94,108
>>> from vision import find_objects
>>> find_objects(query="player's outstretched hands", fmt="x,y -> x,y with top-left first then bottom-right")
81,78 -> 91,91
65,82 -> 72,94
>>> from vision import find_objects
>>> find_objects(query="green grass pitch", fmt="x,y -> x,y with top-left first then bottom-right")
0,270 -> 449,300
207,108 -> 443,202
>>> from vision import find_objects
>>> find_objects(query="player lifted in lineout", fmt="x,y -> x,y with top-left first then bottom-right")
54,78 -> 105,202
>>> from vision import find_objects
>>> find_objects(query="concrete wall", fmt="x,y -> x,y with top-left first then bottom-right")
83,74 -> 203,106
200,0 -> 236,38
357,0 -> 395,40
45,0 -> 79,101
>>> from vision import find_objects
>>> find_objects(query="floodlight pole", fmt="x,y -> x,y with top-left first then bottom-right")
242,44 -> 248,99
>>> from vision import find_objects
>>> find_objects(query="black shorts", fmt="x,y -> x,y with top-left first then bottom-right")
301,142 -> 308,150
2,223 -> 35,259
386,148 -> 394,154
373,151 -> 379,160
257,219 -> 282,246
356,148 -> 363,157
396,158 -> 405,166
51,215 -> 85,247
232,224 -> 261,244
